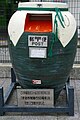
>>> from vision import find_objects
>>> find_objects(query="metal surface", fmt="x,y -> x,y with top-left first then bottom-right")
0,68 -> 74,116
0,87 -> 4,116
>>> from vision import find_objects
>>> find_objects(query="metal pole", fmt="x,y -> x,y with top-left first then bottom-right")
68,86 -> 74,116
0,87 -> 4,116
11,68 -> 16,83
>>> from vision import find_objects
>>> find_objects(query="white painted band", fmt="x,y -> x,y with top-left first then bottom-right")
8,11 -> 27,46
52,11 -> 76,47
18,2 -> 68,9
8,11 -> 76,47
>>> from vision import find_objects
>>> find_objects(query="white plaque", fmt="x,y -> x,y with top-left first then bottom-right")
28,35 -> 48,47
29,47 -> 47,58
17,89 -> 54,107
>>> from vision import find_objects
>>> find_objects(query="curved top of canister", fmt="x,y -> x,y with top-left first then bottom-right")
8,2 -> 76,47
18,2 -> 68,11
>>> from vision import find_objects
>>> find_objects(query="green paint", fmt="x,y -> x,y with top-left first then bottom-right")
48,8 -> 65,57
54,8 -> 65,28
8,30 -> 77,101
18,7 -> 68,11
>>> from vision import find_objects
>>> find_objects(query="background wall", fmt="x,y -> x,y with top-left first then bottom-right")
68,0 -> 80,38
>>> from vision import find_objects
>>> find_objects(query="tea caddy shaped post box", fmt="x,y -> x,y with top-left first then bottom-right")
8,2 -> 77,100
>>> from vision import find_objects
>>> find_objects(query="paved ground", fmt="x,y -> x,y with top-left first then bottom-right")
0,78 -> 80,119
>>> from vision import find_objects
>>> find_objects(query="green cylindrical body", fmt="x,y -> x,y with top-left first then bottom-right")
8,31 -> 77,100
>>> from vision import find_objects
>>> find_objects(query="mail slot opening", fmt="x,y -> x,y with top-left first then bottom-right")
24,14 -> 52,32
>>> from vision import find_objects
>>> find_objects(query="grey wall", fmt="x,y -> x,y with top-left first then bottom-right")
67,0 -> 80,38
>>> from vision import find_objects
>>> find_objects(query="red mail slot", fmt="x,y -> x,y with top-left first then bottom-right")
24,14 -> 52,32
